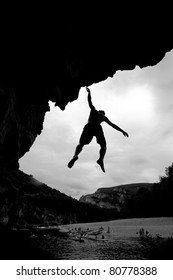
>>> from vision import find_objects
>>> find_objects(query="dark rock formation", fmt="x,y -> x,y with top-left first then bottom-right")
0,17 -> 172,170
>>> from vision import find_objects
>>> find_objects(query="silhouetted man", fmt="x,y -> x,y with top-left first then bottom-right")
68,87 -> 128,172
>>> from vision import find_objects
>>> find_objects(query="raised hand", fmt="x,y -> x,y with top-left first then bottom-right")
122,131 -> 129,137
85,86 -> 90,93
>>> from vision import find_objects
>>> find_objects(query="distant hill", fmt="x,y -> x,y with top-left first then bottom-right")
79,183 -> 155,217
1,168 -> 172,230
0,170 -> 116,228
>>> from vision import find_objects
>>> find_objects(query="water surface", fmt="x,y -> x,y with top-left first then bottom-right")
35,217 -> 173,259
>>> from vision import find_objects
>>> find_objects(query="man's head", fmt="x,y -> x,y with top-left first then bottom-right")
99,110 -> 105,116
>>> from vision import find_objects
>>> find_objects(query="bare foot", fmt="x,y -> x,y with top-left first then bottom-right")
97,159 -> 105,173
68,156 -> 78,168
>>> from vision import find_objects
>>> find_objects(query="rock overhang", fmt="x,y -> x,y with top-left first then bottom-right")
0,19 -> 172,169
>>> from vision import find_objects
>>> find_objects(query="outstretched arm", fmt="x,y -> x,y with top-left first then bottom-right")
105,118 -> 129,137
86,87 -> 95,110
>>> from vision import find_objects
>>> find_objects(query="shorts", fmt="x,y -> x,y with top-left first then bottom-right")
79,123 -> 106,146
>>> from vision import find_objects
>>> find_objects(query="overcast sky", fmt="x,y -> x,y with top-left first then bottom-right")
20,50 -> 173,199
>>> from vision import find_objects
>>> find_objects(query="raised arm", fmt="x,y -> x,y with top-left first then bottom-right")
86,87 -> 95,110
105,118 -> 129,137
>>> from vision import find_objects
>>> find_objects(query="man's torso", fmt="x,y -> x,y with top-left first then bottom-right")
88,109 -> 106,124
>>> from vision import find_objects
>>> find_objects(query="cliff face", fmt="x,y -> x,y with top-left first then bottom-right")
0,18 -> 172,170
79,183 -> 154,211
79,180 -> 173,218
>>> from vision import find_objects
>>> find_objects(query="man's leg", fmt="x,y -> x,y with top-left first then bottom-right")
68,143 -> 84,168
97,144 -> 106,172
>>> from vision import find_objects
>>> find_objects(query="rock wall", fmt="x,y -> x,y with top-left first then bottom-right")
0,18 -> 172,170
79,183 -> 153,211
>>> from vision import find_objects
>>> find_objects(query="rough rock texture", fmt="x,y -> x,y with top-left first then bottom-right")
79,183 -> 153,211
0,18 -> 172,170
